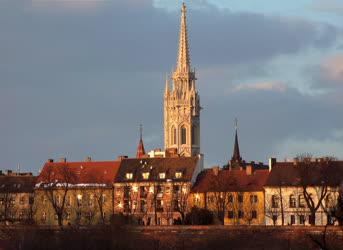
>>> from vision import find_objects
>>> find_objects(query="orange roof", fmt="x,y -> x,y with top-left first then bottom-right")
36,160 -> 121,188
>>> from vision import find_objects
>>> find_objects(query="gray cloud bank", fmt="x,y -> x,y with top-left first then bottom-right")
0,0 -> 342,171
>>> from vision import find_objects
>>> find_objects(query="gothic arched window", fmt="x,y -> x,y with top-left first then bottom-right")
171,126 -> 177,145
181,126 -> 187,145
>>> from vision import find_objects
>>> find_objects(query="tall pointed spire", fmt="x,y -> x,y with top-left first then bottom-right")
231,118 -> 242,165
164,73 -> 169,94
136,124 -> 146,158
176,3 -> 190,72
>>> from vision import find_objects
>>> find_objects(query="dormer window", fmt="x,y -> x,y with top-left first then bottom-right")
175,172 -> 182,179
159,173 -> 166,179
142,172 -> 150,180
126,173 -> 133,180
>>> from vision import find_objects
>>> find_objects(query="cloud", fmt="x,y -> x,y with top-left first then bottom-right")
321,54 -> 343,84
231,81 -> 287,93
274,134 -> 343,160
311,0 -> 343,15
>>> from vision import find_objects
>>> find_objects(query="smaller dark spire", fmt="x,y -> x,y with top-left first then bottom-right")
136,124 -> 146,158
230,118 -> 242,166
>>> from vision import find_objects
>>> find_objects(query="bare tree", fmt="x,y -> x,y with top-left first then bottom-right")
40,164 -> 77,227
0,192 -> 17,223
296,154 -> 329,225
172,183 -> 190,224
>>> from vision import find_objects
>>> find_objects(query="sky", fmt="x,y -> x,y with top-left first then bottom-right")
1,0 -> 343,173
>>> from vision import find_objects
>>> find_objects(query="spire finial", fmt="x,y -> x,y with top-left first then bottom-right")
234,118 -> 238,131
139,124 -> 143,141
176,2 -> 190,72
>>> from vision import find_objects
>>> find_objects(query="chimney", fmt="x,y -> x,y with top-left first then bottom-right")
85,156 -> 92,162
269,158 -> 276,172
59,157 -> 66,163
212,166 -> 220,176
47,159 -> 54,163
246,165 -> 253,175
117,155 -> 128,161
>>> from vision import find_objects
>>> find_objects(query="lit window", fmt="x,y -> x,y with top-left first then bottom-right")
175,172 -> 182,179
77,194 -> 82,207
159,173 -> 166,179
126,173 -> 133,180
142,172 -> 150,180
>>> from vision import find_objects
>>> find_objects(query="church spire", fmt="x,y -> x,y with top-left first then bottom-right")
176,3 -> 190,72
231,118 -> 242,165
136,124 -> 146,158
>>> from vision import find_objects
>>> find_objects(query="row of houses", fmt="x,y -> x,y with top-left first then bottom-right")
1,135 -> 342,227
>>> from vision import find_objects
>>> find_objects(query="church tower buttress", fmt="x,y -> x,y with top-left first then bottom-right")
164,3 -> 200,157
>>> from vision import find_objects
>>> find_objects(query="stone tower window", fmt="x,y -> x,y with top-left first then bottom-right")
171,126 -> 177,145
181,126 -> 187,144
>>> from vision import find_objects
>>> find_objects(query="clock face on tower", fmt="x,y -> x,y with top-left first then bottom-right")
163,4 -> 200,157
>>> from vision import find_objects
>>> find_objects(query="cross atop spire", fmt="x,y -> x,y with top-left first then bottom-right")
176,2 -> 190,73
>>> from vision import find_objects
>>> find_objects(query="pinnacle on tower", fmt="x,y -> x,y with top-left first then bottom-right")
164,74 -> 170,94
136,124 -> 146,158
176,2 -> 190,72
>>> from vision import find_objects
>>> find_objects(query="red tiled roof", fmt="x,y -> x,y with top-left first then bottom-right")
36,160 -> 121,188
136,139 -> 146,158
191,168 -> 270,193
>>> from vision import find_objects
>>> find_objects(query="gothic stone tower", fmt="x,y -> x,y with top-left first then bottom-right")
164,3 -> 200,157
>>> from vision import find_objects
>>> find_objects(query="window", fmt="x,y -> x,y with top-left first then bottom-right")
290,215 -> 295,225
250,195 -> 258,203
181,126 -> 187,144
142,172 -> 150,180
238,195 -> 243,203
76,212 -> 82,220
88,194 -> 93,207
0,198 -> 3,205
102,194 -> 106,204
272,215 -> 278,224
126,173 -> 133,180
325,194 -> 333,208
156,200 -> 163,212
228,211 -> 234,219
66,196 -> 71,207
42,212 -> 46,222
140,200 -> 147,213
252,210 -> 257,219
66,212 -> 71,221
175,172 -> 182,179
173,185 -> 180,194
124,186 -> 131,199
140,186 -> 148,198
289,195 -> 296,208
272,195 -> 279,208
171,126 -> 177,145
228,195 -> 233,203
55,195 -> 61,206
159,173 -> 166,179
19,196 -> 25,205
77,194 -> 82,207
298,195 -> 305,208
238,210 -> 244,219
299,215 -> 305,225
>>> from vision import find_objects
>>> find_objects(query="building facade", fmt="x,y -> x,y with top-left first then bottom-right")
164,3 -> 201,157
264,158 -> 343,226
34,158 -> 120,226
0,171 -> 36,223
191,166 -> 269,225
114,156 -> 203,225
